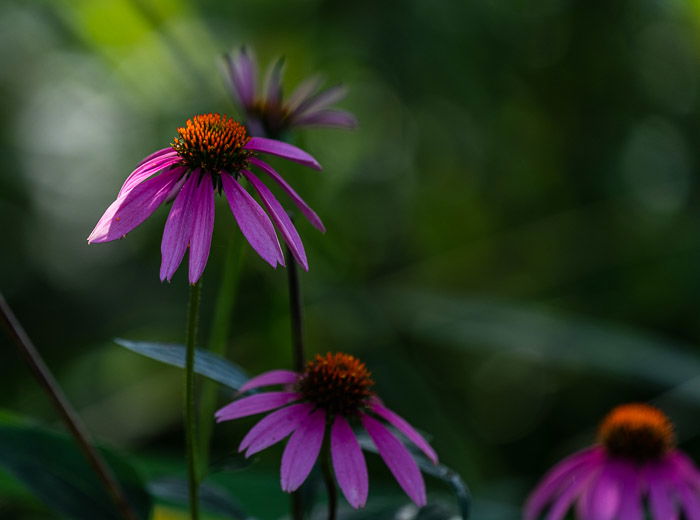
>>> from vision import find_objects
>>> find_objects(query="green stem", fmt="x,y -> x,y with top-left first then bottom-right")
322,442 -> 337,520
199,239 -> 245,471
185,281 -> 202,520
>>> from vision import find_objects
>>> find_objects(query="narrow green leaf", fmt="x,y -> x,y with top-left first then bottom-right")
148,476 -> 253,519
115,338 -> 248,390
0,418 -> 151,520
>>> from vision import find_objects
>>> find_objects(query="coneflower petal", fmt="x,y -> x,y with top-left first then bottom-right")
215,392 -> 299,422
240,403 -> 313,457
361,414 -> 426,507
160,172 -> 199,282
245,137 -> 322,171
371,402 -> 438,464
239,369 -> 299,393
221,174 -> 284,268
281,408 -> 326,492
585,462 -> 621,520
331,415 -> 368,509
120,151 -> 180,197
187,175 -> 215,284
292,109 -> 357,129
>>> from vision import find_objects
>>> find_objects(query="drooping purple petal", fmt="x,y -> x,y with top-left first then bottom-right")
239,403 -> 313,457
294,84 -> 348,118
544,465 -> 598,520
239,370 -> 299,393
249,158 -> 325,232
648,464 -> 677,520
88,168 -> 182,244
160,172 -> 199,282
584,461 -> 621,520
670,452 -> 700,490
264,58 -> 284,107
677,480 -> 700,520
120,152 -> 181,197
227,47 -> 257,108
221,174 -> 284,268
361,414 -> 426,507
245,137 -> 321,171
136,147 -> 179,168
187,175 -> 215,284
242,170 -> 308,270
370,402 -> 437,464
524,448 -> 602,520
215,392 -> 299,422
281,408 -> 326,492
292,109 -> 357,129
616,462 -> 642,520
331,415 -> 368,509
286,76 -> 323,112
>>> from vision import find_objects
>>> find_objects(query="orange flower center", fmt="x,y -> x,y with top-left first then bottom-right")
171,113 -> 252,173
297,353 -> 374,416
598,403 -> 675,463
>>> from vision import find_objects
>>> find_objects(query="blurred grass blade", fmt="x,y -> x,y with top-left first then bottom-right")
0,416 -> 151,520
148,476 -> 253,519
115,339 -> 248,390
357,433 -> 470,519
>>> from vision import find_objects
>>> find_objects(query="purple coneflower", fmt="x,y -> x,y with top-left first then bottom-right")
225,46 -> 357,138
88,113 -> 325,283
215,352 -> 438,508
525,403 -> 700,520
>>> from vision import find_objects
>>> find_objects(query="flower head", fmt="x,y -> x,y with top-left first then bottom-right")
224,46 -> 357,138
88,113 -> 326,283
215,353 -> 438,509
525,403 -> 700,520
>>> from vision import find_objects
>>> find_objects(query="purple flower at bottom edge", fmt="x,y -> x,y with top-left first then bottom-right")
215,352 -> 439,509
525,403 -> 700,520
224,46 -> 357,138
88,113 -> 326,283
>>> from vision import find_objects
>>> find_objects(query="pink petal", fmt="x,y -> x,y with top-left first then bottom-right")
281,408 -> 326,492
677,480 -> 700,520
137,147 -> 176,167
524,448 -> 602,520
88,168 -> 182,243
292,109 -> 357,129
160,172 -> 199,282
221,174 -> 284,268
187,176 -> 215,284
242,170 -> 308,270
294,85 -> 348,118
331,415 -> 368,509
648,465 -> 677,520
584,461 -> 621,520
215,392 -> 299,422
361,414 -> 426,507
245,137 -> 322,171
119,152 -> 181,197
617,463 -> 642,520
227,47 -> 257,107
239,370 -> 299,393
249,158 -> 325,232
370,402 -> 437,464
545,465 -> 598,520
287,76 -> 323,112
239,402 -> 314,457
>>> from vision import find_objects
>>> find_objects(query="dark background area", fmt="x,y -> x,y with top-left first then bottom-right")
2,0 -> 700,518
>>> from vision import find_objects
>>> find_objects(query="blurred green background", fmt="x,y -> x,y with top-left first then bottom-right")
2,0 -> 700,518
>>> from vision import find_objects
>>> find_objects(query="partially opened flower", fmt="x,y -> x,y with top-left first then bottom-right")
88,113 -> 326,283
215,353 -> 438,508
224,46 -> 357,138
525,403 -> 700,520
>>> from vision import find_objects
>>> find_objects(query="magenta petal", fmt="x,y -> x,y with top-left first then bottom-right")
361,414 -> 426,507
545,465 -> 597,520
120,152 -> 180,197
239,370 -> 299,393
617,463 -> 642,520
585,461 -> 621,520
292,109 -> 358,129
648,464 -> 677,520
243,170 -> 308,270
332,415 -> 368,509
245,137 -> 321,171
287,76 -> 323,111
160,172 -> 199,282
239,403 -> 314,457
294,84 -> 348,117
137,147 -> 176,167
281,409 -> 326,492
88,168 -> 181,243
215,392 -> 299,422
227,47 -> 257,107
677,481 -> 700,520
221,174 -> 284,268
187,177 -> 215,284
371,402 -> 437,464
524,448 -> 602,520
249,158 -> 325,232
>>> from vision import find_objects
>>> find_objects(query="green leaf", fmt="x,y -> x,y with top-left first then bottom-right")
148,476 -> 252,519
0,417 -> 151,520
115,339 -> 248,390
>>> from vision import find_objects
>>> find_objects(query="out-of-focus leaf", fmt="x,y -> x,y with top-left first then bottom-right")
0,417 -> 151,520
115,339 -> 248,390
357,433 -> 470,519
383,290 -> 700,393
148,476 -> 252,519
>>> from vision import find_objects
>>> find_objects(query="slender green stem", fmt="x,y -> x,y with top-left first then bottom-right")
0,292 -> 138,520
322,443 -> 337,520
185,281 -> 202,520
285,244 -> 305,372
199,239 -> 245,471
